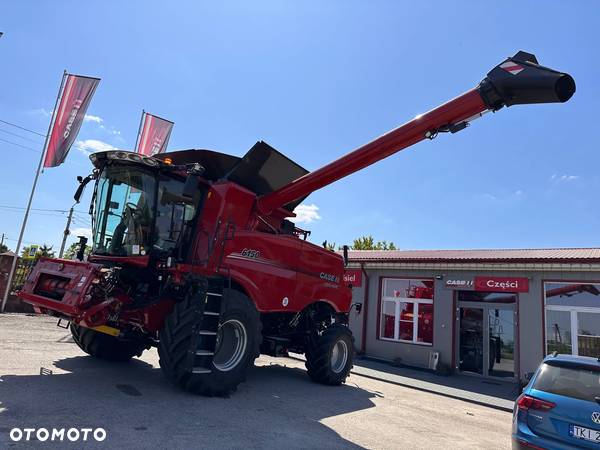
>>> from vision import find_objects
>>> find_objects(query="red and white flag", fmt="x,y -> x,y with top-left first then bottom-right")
135,112 -> 174,156
44,73 -> 100,168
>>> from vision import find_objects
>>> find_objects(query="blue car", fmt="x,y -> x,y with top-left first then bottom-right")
513,354 -> 600,449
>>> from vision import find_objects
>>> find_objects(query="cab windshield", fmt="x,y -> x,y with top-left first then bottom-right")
92,164 -> 201,257
93,165 -> 156,256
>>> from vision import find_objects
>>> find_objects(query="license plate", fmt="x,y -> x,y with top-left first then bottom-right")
570,424 -> 600,443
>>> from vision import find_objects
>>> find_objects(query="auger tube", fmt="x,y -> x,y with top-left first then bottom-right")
256,51 -> 575,215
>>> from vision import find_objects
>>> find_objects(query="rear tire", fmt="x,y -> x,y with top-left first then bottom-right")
70,323 -> 146,362
158,288 -> 261,396
305,324 -> 354,385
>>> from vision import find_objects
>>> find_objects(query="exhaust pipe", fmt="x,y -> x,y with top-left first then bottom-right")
478,51 -> 575,109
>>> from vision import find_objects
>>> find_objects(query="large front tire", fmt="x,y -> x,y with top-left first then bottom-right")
158,289 -> 261,396
305,324 -> 354,385
70,323 -> 146,362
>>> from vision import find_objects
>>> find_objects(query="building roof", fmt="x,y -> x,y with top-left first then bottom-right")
347,248 -> 600,264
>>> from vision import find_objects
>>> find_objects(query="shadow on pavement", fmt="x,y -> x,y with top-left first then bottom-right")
0,355 -> 376,448
353,356 -> 520,402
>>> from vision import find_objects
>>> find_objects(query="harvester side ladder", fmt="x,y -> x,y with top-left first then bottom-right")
187,278 -> 224,374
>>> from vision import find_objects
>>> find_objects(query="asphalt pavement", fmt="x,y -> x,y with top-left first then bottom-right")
0,314 -> 513,449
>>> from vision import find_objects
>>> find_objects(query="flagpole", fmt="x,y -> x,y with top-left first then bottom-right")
134,109 -> 145,153
1,70 -> 67,313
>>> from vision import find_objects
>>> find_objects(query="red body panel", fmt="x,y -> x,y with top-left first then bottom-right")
19,258 -> 104,318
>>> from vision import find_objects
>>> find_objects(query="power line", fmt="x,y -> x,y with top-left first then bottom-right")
0,205 -> 86,213
0,119 -> 46,137
0,127 -> 44,144
2,236 -> 38,245
0,137 -> 41,153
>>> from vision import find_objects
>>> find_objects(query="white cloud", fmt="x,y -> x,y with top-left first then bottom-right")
29,108 -> 52,117
550,174 -> 579,182
99,124 -> 121,136
84,114 -> 103,124
71,227 -> 92,240
75,139 -> 117,155
290,203 -> 321,224
515,190 -> 523,196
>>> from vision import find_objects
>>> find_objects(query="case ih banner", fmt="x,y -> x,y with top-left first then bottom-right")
136,112 -> 174,156
43,74 -> 100,168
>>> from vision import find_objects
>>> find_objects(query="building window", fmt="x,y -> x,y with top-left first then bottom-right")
379,278 -> 433,345
544,282 -> 600,357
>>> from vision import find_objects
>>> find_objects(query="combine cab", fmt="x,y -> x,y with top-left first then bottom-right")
19,51 -> 575,395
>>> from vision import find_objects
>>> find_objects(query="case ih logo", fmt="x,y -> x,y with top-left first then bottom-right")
63,100 -> 83,139
445,279 -> 474,289
320,272 -> 339,283
499,61 -> 524,75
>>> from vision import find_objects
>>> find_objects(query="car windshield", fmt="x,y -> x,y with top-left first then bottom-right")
93,165 -> 156,256
533,361 -> 600,402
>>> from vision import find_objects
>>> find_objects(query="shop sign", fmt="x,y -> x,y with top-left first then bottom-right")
343,269 -> 362,287
23,245 -> 39,260
474,276 -> 529,293
444,278 -> 474,290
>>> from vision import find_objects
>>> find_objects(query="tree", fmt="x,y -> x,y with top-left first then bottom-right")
323,241 -> 337,251
0,242 -> 8,253
21,244 -> 56,259
63,242 -> 92,260
352,235 -> 396,250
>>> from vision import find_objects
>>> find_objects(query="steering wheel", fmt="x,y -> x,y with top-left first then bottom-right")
125,202 -> 139,217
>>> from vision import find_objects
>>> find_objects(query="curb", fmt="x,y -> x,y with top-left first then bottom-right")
288,355 -> 514,413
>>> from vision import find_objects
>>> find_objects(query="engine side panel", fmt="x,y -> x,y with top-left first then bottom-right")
221,231 -> 350,313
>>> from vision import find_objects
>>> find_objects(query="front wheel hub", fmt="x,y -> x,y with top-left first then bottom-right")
330,339 -> 349,373
212,319 -> 248,372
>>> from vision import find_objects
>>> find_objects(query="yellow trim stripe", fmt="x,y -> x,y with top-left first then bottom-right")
91,325 -> 120,337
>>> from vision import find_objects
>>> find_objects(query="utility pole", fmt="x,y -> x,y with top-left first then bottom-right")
0,233 -> 4,249
58,207 -> 74,258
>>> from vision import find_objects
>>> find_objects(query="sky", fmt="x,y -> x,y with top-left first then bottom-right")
0,1 -> 599,253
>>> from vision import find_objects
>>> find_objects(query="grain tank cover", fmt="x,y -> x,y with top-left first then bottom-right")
226,141 -> 309,211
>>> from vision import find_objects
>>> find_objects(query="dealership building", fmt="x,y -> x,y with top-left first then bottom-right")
345,248 -> 600,382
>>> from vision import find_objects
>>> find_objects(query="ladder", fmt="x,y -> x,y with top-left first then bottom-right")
187,278 -> 224,374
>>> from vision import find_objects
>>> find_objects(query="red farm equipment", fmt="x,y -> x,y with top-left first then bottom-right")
19,51 -> 574,395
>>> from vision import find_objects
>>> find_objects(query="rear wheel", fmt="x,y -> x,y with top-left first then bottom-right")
305,324 -> 354,385
70,323 -> 147,362
158,288 -> 261,396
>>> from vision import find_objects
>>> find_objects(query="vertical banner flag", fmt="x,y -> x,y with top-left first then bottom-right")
135,112 -> 174,156
43,74 -> 100,168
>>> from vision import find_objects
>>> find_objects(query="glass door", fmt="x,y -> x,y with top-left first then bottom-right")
457,301 -> 517,378
458,307 -> 484,375
488,308 -> 515,378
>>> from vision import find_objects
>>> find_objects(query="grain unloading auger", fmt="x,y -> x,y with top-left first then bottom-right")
19,51 -> 574,396
257,51 -> 575,214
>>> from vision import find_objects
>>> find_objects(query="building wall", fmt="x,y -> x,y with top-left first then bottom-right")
347,266 -> 600,380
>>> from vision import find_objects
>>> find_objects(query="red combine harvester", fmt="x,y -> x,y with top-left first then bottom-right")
19,52 -> 574,395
